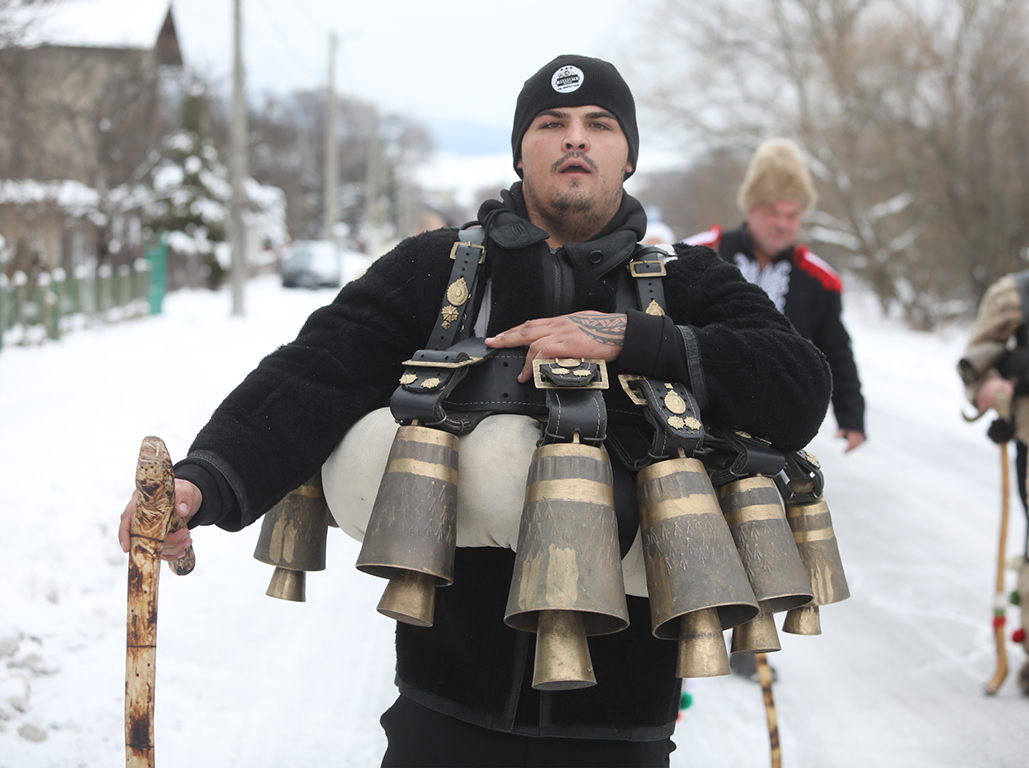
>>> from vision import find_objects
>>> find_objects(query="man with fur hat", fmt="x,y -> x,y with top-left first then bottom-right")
118,57 -> 831,766
959,274 -> 1029,695
688,138 -> 866,454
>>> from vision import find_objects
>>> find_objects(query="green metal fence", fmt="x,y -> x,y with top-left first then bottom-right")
0,236 -> 169,352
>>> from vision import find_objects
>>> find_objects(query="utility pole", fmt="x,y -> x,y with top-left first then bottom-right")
324,32 -> 338,246
229,0 -> 248,316
364,107 -> 384,258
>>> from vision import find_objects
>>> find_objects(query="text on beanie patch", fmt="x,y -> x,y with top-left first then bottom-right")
551,66 -> 585,93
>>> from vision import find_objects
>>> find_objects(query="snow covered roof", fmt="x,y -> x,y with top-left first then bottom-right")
19,0 -> 175,52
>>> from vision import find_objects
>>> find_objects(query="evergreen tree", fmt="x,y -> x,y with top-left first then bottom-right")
147,85 -> 231,287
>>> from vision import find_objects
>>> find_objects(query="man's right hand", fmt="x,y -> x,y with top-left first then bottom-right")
119,479 -> 202,561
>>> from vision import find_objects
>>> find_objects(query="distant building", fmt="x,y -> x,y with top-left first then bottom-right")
0,4 -> 184,274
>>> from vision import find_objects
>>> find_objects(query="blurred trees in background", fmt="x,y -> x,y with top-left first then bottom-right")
243,90 -> 432,248
633,149 -> 748,243
633,0 -> 1029,328
150,79 -> 433,256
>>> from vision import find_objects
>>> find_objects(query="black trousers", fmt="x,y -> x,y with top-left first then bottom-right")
380,696 -> 676,768
1017,442 -> 1029,558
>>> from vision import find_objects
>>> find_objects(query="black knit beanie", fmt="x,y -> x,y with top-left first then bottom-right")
511,54 -> 638,179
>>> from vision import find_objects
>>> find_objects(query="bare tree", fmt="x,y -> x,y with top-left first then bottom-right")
632,149 -> 749,242
634,0 -> 1029,327
0,0 -> 47,49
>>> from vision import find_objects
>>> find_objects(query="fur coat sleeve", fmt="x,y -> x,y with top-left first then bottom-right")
182,228 -> 459,529
621,243 -> 831,451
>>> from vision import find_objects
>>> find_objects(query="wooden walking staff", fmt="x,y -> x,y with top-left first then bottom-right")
755,653 -> 781,768
125,437 -> 195,767
985,389 -> 1012,696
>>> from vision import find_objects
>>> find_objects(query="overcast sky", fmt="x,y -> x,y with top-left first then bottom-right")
26,0 -> 646,155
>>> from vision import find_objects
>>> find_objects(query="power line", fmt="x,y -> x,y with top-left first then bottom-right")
287,0 -> 327,37
251,0 -> 321,83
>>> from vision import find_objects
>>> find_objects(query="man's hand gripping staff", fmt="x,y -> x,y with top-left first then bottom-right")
124,437 -> 195,768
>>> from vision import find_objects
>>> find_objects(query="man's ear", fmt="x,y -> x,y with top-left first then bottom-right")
623,161 -> 633,180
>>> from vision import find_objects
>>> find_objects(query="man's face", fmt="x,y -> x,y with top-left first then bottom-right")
745,200 -> 804,260
517,105 -> 632,242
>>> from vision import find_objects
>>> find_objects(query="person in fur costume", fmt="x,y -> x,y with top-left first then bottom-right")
960,274 -> 1029,695
685,138 -> 866,684
687,138 -> 866,455
117,56 -> 832,767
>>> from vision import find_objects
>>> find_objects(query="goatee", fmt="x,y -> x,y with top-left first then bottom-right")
547,186 -> 622,242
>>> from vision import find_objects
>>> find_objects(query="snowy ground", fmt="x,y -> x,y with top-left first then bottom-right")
1,270 -> 1027,768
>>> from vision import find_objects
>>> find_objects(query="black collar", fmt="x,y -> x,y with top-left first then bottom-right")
476,182 -> 648,261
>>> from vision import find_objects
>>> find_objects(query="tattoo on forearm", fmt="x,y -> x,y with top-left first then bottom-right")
570,314 -> 626,346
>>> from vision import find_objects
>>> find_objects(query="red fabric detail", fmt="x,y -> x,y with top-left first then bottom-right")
794,245 -> 843,293
684,225 -> 722,247
993,615 -> 1007,629
1013,628 -> 1026,643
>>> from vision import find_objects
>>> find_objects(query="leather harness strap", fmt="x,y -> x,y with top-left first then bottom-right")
627,245 -> 669,317
391,229 -> 491,431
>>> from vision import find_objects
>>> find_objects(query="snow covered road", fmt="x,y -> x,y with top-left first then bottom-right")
1,277 -> 1026,767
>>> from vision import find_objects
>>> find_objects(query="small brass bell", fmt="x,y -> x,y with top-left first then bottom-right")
676,608 -> 731,678
253,472 -> 331,602
506,440 -> 629,690
782,603 -> 822,635
356,424 -> 459,627
719,476 -> 813,653
730,601 -> 782,655
637,457 -> 758,678
782,496 -> 850,635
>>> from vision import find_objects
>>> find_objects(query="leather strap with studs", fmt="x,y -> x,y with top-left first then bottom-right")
618,375 -> 703,464
424,228 -> 486,351
389,228 -> 490,431
532,358 -> 611,446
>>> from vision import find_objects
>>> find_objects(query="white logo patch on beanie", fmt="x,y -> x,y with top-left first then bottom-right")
551,65 -> 584,93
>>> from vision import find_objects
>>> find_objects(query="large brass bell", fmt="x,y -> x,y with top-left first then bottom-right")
719,476 -> 814,654
355,424 -> 459,627
505,439 -> 629,691
637,457 -> 759,678
782,495 -> 850,635
253,472 -> 331,602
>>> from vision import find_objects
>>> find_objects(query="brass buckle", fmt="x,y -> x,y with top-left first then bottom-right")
400,355 -> 484,369
450,240 -> 486,263
629,260 -> 666,278
617,374 -> 648,406
532,358 -> 609,390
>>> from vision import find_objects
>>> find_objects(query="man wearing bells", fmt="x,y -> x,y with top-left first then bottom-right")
119,55 -> 831,766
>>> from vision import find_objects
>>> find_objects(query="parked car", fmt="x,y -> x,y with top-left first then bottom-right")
280,241 -> 342,289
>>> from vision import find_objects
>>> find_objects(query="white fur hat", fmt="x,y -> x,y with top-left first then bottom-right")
737,138 -> 818,212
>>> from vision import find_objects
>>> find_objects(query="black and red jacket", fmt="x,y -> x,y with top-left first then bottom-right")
689,223 -> 865,435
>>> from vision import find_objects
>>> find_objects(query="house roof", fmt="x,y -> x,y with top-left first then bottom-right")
20,0 -> 178,54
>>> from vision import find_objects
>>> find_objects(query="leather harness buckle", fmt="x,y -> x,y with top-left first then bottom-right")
450,240 -> 486,263
532,358 -> 609,390
629,260 -> 666,278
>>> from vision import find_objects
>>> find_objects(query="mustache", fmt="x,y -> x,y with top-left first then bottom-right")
551,151 -> 598,174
